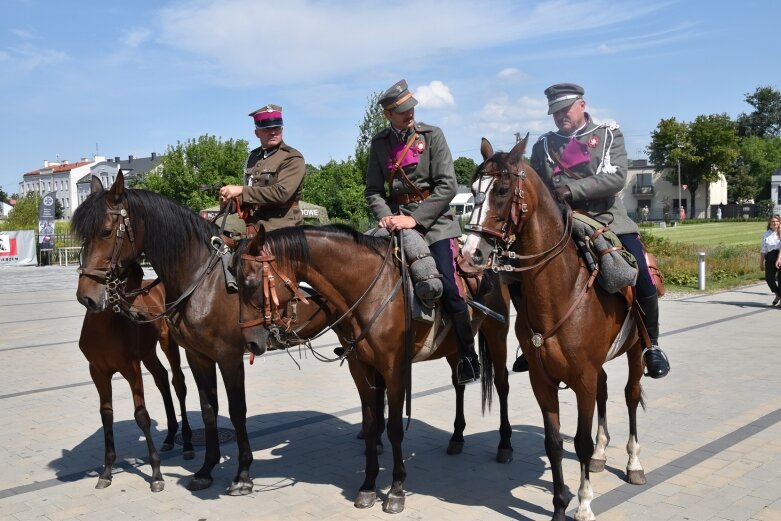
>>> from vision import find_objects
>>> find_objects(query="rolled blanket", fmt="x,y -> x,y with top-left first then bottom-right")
366,228 -> 442,306
572,214 -> 637,293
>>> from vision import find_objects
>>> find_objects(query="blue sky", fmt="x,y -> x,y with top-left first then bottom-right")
1,0 -> 778,196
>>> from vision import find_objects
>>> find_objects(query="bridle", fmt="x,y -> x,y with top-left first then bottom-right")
465,157 -> 573,272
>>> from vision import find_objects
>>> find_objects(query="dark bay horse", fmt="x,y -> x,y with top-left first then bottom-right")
79,262 -> 193,491
461,137 -> 646,521
233,224 -> 512,514
72,173 -> 253,495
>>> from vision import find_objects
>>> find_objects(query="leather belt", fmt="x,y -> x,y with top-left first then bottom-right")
392,190 -> 430,204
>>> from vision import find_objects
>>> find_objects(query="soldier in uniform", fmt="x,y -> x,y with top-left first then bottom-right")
220,104 -> 305,235
511,83 -> 670,378
364,79 -> 480,385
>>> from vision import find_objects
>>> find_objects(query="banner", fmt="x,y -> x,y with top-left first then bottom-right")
38,192 -> 56,252
0,230 -> 37,266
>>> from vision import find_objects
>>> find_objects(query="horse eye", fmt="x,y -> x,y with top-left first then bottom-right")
495,186 -> 509,196
100,228 -> 112,239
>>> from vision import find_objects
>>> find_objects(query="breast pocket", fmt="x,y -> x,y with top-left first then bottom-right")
252,167 -> 278,187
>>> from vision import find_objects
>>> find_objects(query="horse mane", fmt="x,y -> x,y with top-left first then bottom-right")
259,223 -> 389,266
71,188 -> 219,277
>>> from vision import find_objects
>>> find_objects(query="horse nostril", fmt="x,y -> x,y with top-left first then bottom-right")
472,250 -> 484,264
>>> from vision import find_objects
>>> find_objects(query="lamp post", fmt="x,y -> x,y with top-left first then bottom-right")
677,160 -> 682,216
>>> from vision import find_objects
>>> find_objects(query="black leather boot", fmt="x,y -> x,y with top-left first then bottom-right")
451,309 -> 480,385
637,295 -> 670,379
512,352 -> 529,372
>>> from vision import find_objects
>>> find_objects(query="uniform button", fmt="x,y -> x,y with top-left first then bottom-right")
554,176 -> 561,184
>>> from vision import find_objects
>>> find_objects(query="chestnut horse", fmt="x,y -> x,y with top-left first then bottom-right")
233,224 -> 511,514
461,137 -> 646,521
79,262 -> 194,491
73,173 -> 253,495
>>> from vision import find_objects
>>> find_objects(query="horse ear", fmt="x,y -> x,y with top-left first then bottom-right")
108,170 -> 126,203
508,133 -> 529,164
480,138 -> 494,161
90,176 -> 104,193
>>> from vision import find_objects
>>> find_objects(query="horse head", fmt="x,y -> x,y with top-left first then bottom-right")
71,171 -> 146,312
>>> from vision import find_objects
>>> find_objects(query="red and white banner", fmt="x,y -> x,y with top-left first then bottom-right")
0,230 -> 37,266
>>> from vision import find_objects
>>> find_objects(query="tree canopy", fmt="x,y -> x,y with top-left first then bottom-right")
453,157 -> 478,186
736,85 -> 781,138
135,135 -> 249,210
354,91 -> 387,177
4,192 -> 40,228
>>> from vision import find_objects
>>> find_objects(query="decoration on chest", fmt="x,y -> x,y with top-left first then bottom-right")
552,138 -> 590,174
588,135 -> 600,149
387,139 -> 423,172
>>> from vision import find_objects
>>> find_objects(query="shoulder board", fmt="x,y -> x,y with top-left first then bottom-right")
414,122 -> 436,133
597,120 -> 620,131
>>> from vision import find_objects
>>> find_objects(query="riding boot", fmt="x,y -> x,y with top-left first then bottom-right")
451,309 -> 480,385
637,294 -> 670,379
512,352 -> 529,373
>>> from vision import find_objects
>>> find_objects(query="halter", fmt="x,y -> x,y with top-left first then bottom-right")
466,158 -> 573,273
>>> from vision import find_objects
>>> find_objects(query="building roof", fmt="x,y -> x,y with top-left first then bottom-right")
51,161 -> 92,172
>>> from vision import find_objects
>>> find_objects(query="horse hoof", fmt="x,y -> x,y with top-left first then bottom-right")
161,442 -> 174,451
589,458 -> 606,473
446,440 -> 464,455
227,479 -> 254,496
150,480 -> 165,493
95,478 -> 112,489
627,469 -> 647,485
354,490 -> 377,509
182,450 -> 195,461
383,492 -> 405,514
186,476 -> 213,491
496,448 -> 513,463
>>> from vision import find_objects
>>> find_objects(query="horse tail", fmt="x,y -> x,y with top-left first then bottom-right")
479,331 -> 494,415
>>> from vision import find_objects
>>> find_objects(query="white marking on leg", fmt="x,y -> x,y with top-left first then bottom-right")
592,416 -> 610,462
627,434 -> 642,471
575,466 -> 596,521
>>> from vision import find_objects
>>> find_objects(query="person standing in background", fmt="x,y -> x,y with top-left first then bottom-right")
760,214 -> 781,306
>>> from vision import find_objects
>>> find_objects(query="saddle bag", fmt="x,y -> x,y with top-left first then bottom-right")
571,212 -> 637,293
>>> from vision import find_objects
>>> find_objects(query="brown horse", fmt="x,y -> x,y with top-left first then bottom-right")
461,137 -> 646,521
72,173 -> 253,495
79,262 -> 193,491
233,224 -> 512,514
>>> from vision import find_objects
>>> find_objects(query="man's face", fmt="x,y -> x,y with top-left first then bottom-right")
385,108 -> 415,130
552,99 -> 586,134
255,126 -> 284,148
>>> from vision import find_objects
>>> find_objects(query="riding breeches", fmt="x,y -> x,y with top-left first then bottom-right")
429,238 -> 467,315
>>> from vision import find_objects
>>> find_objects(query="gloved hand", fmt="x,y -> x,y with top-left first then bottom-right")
553,185 -> 572,203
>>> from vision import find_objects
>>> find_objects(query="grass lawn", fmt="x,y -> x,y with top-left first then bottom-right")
642,221 -> 766,248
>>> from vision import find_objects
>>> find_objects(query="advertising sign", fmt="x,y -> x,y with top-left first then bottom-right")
38,192 -> 56,252
0,230 -> 37,266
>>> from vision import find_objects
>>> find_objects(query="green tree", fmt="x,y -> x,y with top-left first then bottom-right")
736,85 -> 781,138
0,187 -> 8,203
136,135 -> 249,210
302,159 -> 372,225
453,156 -> 478,186
5,192 -> 40,228
354,91 -> 387,176
726,165 -> 758,204
648,115 -> 739,217
54,198 -> 64,219
735,136 -> 781,200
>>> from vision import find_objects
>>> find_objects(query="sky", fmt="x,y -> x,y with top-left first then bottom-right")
1,0 -> 779,195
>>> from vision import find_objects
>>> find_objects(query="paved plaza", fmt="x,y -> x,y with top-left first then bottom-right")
1,264 -> 780,521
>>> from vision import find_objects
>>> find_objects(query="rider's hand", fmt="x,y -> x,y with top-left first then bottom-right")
379,215 -> 417,232
219,185 -> 243,202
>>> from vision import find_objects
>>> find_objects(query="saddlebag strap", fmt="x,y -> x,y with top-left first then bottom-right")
386,132 -> 427,201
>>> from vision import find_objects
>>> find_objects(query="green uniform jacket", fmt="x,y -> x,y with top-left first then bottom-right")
365,123 -> 462,245
530,116 -> 639,236
242,141 -> 305,232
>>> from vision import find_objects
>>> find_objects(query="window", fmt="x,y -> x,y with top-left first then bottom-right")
635,173 -> 652,187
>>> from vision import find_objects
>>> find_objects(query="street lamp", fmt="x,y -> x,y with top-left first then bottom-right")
677,160 -> 681,216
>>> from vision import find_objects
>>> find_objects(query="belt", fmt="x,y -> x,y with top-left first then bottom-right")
253,201 -> 299,213
392,190 -> 430,204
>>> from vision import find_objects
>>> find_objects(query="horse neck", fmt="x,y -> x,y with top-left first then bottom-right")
297,231 -> 392,317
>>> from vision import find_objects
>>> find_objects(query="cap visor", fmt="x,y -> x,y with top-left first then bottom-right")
547,98 -> 578,115
391,97 -> 418,113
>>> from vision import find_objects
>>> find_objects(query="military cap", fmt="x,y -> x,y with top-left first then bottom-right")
544,83 -> 585,114
378,79 -> 418,113
249,104 -> 284,128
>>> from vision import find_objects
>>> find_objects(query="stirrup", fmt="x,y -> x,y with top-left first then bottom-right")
456,356 -> 480,385
642,346 -> 670,379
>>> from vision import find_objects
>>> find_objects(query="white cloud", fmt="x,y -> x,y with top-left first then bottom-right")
155,0 -> 667,86
415,81 -> 455,109
476,95 -> 550,143
497,67 -> 524,80
122,28 -> 152,48
12,28 -> 34,40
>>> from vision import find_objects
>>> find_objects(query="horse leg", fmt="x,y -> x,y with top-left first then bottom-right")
120,362 -> 165,492
89,364 -> 116,490
140,352 -> 177,452
184,350 -> 220,491
161,332 -> 194,460
218,356 -> 253,496
625,344 -> 647,485
531,373 -> 572,521
589,368 -> 610,473
446,354 -> 466,455
482,325 -> 513,463
349,361 -> 381,509
358,376 -> 386,456
383,375 -> 407,514
572,376 -> 598,521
